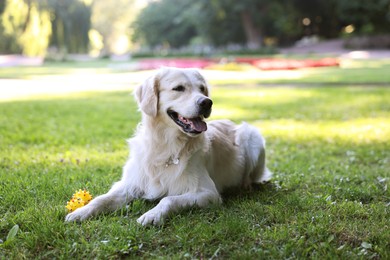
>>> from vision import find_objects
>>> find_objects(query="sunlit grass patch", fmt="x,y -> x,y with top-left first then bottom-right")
340,58 -> 390,69
1,59 -> 390,85
256,118 -> 390,144
211,86 -> 390,122
0,60 -> 118,79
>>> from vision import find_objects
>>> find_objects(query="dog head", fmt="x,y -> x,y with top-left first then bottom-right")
135,67 -> 212,136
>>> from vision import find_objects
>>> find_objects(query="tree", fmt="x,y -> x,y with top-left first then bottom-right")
91,0 -> 136,55
194,0 -> 301,48
132,0 -> 197,49
0,0 -> 93,56
336,0 -> 390,34
0,0 -> 51,56
292,0 -> 340,39
191,0 -> 246,47
132,0 -> 303,49
48,0 -> 91,54
225,0 -> 264,49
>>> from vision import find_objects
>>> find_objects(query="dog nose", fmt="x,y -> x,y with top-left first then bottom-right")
197,97 -> 213,118
198,97 -> 213,110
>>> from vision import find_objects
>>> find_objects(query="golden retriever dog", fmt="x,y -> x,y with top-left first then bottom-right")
65,67 -> 272,226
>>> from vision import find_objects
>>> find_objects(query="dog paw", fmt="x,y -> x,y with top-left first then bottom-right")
137,210 -> 164,226
65,206 -> 93,222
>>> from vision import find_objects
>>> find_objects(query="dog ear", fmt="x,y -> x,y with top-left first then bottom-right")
135,74 -> 159,117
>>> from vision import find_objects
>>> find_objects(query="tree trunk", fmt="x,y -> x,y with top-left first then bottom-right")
240,10 -> 262,49
22,0 -> 32,33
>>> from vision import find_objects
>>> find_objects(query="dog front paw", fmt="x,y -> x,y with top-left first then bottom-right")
65,206 -> 93,222
137,210 -> 164,226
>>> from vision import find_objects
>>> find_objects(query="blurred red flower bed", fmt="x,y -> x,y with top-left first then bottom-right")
138,59 -> 214,70
136,57 -> 339,70
235,57 -> 339,70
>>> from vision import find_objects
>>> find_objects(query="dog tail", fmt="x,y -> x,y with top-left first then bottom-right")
235,122 -> 272,185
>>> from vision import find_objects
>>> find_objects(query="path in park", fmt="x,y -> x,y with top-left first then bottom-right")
1,39 -> 389,100
0,69 -> 310,100
280,39 -> 390,59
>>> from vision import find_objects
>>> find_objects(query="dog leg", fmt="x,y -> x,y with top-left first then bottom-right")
137,168 -> 221,226
137,190 -> 221,226
65,181 -> 134,222
236,122 -> 272,185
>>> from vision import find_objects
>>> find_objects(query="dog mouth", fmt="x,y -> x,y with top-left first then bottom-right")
167,110 -> 207,134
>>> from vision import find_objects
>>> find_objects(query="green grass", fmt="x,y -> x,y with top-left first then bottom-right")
210,59 -> 390,85
0,65 -> 389,258
0,60 -> 125,79
1,59 -> 390,85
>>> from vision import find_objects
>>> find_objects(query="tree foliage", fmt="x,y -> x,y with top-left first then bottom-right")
48,0 -> 91,54
192,0 -> 246,47
1,0 -> 390,56
336,0 -> 390,34
133,0 -> 304,49
91,0 -> 136,55
133,0 -> 390,49
0,0 -> 137,56
292,0 -> 340,38
132,0 -> 197,48
198,0 -> 300,49
0,0 -> 51,56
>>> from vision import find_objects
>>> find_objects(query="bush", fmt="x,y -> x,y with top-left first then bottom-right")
131,46 -> 278,59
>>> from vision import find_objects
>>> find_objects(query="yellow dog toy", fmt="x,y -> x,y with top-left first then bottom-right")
66,189 -> 93,212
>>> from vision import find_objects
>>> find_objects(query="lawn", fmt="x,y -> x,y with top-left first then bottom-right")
0,63 -> 389,258
1,59 -> 390,85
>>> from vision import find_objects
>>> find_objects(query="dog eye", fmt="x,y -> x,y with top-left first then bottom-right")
200,85 -> 206,93
172,85 -> 185,92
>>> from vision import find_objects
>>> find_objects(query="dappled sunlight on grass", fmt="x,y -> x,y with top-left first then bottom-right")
212,87 -> 316,104
0,89 -> 135,103
340,59 -> 390,69
0,72 -> 143,101
205,69 -> 310,85
212,96 -> 389,144
255,118 -> 390,144
209,86 -> 390,146
211,87 -> 318,122
211,86 -> 389,121
212,106 -> 247,119
2,145 -> 129,171
205,59 -> 390,85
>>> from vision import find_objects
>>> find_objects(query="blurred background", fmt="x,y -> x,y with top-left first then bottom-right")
0,0 -> 389,61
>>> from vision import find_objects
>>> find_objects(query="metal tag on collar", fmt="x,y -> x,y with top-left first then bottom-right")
165,156 -> 180,167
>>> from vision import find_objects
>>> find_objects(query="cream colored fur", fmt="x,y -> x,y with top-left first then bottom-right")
65,67 -> 272,226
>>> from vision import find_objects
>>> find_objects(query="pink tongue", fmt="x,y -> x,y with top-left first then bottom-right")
190,118 -> 207,132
